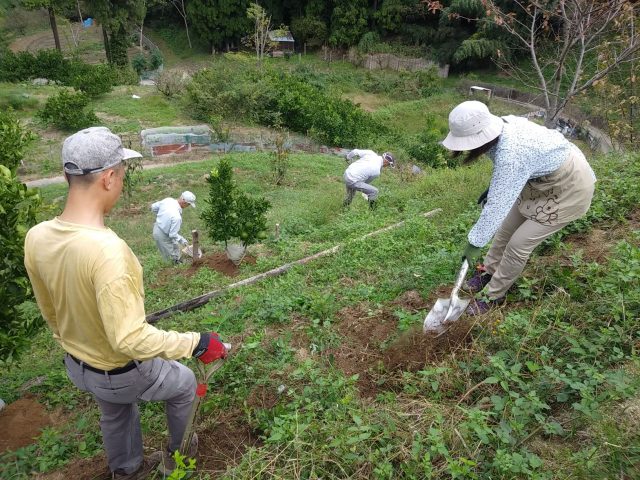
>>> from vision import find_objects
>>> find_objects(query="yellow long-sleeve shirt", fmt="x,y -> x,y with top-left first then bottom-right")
24,218 -> 200,370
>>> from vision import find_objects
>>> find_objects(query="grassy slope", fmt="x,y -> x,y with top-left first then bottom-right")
2,149 -> 640,479
2,33 -> 640,480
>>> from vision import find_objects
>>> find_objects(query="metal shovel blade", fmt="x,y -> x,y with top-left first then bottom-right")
422,297 -> 471,335
423,260 -> 471,335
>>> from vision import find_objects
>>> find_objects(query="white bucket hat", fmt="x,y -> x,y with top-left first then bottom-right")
442,101 -> 504,151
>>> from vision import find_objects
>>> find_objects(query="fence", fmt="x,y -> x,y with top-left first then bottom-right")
347,49 -> 449,77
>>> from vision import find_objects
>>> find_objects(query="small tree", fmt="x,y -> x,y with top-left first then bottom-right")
38,89 -> 98,131
201,158 -> 270,263
247,2 -> 272,66
0,113 -> 42,361
0,109 -> 36,174
269,128 -> 290,185
426,0 -> 640,127
201,158 -> 238,249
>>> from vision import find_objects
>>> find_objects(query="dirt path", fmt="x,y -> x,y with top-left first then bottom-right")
24,156 -> 214,188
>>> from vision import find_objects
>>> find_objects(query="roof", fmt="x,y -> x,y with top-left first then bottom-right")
268,30 -> 294,43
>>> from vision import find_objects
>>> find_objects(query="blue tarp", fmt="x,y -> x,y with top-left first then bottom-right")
82,18 -> 93,28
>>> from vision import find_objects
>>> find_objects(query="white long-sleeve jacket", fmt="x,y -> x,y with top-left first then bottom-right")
344,149 -> 384,184
151,198 -> 187,245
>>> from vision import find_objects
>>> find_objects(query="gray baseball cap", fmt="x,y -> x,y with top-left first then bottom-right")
62,127 -> 142,176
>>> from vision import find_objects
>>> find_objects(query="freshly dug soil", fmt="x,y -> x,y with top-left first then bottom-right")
0,396 -> 53,453
185,252 -> 257,278
34,454 -> 109,480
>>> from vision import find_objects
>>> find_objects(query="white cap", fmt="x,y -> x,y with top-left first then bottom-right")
181,191 -> 196,208
442,101 -> 504,151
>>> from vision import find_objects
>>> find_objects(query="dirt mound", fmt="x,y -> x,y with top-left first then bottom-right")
326,291 -> 476,397
198,413 -> 262,475
186,252 -> 257,278
0,396 -> 53,453
383,320 -> 475,371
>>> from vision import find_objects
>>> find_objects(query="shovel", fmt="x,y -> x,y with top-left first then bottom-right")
423,260 -> 471,336
180,343 -> 231,455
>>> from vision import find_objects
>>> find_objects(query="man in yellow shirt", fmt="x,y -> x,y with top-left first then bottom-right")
24,127 -> 228,479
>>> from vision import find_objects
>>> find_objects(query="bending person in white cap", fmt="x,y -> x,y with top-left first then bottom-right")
343,149 -> 395,210
151,191 -> 196,264
442,101 -> 596,315
24,127 -> 229,479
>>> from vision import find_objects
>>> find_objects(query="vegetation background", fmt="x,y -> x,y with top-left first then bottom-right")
0,0 -> 639,479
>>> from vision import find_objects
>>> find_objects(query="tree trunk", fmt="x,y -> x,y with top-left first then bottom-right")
102,25 -> 111,63
182,13 -> 192,49
48,7 -> 61,51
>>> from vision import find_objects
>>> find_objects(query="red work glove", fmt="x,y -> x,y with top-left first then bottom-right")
192,332 -> 227,364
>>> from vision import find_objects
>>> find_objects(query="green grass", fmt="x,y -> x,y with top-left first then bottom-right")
3,150 -> 640,478
92,86 -> 192,132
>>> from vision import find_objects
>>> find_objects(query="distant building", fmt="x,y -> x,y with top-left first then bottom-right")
268,30 -> 295,56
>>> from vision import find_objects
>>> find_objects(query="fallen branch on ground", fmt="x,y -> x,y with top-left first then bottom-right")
147,209 -> 442,324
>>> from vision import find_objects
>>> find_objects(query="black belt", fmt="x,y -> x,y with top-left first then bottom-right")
68,354 -> 137,375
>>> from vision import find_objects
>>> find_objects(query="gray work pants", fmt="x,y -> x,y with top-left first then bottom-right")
343,175 -> 379,206
483,203 -> 570,299
64,355 -> 196,475
153,224 -> 180,262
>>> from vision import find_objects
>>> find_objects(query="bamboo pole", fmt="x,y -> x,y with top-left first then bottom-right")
146,209 -> 442,324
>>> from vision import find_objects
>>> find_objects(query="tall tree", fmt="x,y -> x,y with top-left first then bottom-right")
187,0 -> 251,51
22,0 -> 70,51
482,0 -> 640,126
168,0 -> 191,48
246,2 -> 272,65
87,0 -> 146,66
329,0 -> 369,47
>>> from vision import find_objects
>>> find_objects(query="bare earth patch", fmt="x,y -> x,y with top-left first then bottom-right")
324,290 -> 474,398
197,411 -> 262,475
0,395 -> 54,453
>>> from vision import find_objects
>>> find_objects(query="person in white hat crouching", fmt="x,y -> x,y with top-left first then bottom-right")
343,149 -> 395,210
441,101 -> 596,315
151,191 -> 196,264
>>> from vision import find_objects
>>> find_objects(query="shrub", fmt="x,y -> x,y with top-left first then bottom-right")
0,93 -> 39,111
131,53 -> 147,75
148,49 -> 163,70
402,114 -> 451,168
38,90 -> 98,131
0,49 -> 70,83
69,63 -> 115,97
112,66 -> 140,86
0,109 -> 36,174
155,69 -> 187,98
358,31 -> 381,54
0,114 -> 42,361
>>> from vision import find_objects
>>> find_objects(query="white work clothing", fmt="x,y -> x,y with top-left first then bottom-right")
151,198 -> 187,261
344,149 -> 384,184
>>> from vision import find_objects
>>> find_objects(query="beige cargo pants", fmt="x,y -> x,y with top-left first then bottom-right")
483,146 -> 595,299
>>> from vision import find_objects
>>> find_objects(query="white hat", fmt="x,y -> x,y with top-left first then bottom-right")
180,191 -> 196,208
62,127 -> 142,175
442,101 -> 504,151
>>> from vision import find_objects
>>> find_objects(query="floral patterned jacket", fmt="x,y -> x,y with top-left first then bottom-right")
468,116 -> 572,247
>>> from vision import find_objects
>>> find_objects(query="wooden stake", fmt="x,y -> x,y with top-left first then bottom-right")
191,229 -> 199,265
147,209 -> 442,324
275,223 -> 280,241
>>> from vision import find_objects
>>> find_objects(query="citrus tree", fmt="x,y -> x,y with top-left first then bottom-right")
201,158 -> 270,258
0,111 -> 42,361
